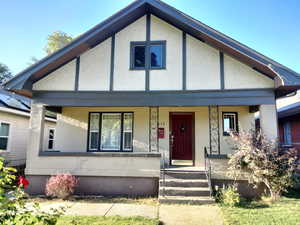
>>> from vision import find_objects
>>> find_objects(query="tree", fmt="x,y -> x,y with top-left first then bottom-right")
44,31 -> 73,55
227,130 -> 299,201
27,56 -> 40,66
0,63 -> 13,84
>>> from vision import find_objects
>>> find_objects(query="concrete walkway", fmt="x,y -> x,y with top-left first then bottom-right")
39,201 -> 223,225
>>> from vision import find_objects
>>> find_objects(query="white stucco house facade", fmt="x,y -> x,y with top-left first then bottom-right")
4,0 -> 300,200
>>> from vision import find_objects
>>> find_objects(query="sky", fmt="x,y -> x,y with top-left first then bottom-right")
1,0 -> 300,75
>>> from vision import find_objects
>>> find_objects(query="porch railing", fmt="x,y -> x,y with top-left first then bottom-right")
204,147 -> 213,196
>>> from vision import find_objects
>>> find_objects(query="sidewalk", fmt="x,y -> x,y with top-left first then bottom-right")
39,201 -> 223,225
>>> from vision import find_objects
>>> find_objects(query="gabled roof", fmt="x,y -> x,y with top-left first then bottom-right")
4,0 -> 300,97
278,101 -> 300,119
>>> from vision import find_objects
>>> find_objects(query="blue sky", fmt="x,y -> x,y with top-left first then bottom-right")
1,0 -> 300,75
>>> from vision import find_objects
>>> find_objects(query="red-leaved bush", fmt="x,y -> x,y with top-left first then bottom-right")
45,174 -> 78,199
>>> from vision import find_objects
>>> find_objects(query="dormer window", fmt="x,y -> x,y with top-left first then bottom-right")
130,41 -> 166,70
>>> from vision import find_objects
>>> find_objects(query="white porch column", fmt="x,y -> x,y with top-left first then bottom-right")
259,104 -> 278,141
27,101 -> 45,162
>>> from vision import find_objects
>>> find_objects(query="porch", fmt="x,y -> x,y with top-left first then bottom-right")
25,101 -> 278,196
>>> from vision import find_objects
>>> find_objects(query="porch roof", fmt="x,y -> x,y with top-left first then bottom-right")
4,0 -> 300,98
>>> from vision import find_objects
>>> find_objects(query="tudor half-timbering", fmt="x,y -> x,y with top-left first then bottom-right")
5,0 -> 300,199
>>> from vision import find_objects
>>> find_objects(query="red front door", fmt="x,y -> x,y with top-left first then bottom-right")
170,113 -> 194,161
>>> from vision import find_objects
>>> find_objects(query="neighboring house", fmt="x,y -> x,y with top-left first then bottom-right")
0,89 -> 56,167
4,0 -> 300,201
277,92 -> 300,155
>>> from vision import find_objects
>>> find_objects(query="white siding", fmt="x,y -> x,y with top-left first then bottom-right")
78,38 -> 111,91
0,110 -> 56,166
33,59 -> 76,91
150,15 -> 182,90
186,34 -> 220,90
114,16 -> 146,90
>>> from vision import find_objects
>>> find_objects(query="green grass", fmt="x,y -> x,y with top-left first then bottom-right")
221,191 -> 300,225
56,215 -> 159,225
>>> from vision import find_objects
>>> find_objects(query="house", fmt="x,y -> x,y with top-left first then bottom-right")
4,0 -> 300,201
277,92 -> 300,155
0,89 -> 56,167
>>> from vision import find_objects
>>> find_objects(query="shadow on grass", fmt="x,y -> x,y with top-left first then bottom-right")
283,189 -> 300,200
236,200 -> 269,209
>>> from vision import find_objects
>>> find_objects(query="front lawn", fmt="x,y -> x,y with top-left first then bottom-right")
221,192 -> 300,225
56,215 -> 159,225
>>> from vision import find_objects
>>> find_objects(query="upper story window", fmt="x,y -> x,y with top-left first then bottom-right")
130,41 -> 166,70
0,122 -> 10,151
222,112 -> 238,136
88,112 -> 133,152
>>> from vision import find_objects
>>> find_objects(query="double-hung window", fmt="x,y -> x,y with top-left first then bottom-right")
130,41 -> 166,70
0,122 -> 10,151
88,112 -> 133,151
222,112 -> 238,136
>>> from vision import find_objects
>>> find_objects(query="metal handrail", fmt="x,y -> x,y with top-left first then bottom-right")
204,147 -> 213,196
160,151 -> 166,197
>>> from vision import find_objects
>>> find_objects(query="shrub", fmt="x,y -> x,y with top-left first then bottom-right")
46,173 -> 78,199
0,157 -> 65,225
228,130 -> 299,201
215,184 -> 241,207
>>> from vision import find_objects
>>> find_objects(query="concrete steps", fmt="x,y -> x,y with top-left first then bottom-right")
160,186 -> 210,196
159,169 -> 214,205
159,196 -> 214,205
160,178 -> 208,187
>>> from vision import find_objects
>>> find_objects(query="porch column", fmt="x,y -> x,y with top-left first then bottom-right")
259,104 -> 278,141
149,106 -> 159,152
27,101 -> 45,160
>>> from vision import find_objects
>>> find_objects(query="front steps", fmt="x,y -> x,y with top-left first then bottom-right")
159,169 -> 214,204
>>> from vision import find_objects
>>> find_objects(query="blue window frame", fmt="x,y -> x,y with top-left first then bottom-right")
130,41 -> 166,70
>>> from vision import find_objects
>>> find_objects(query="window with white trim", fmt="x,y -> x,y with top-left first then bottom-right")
88,112 -> 133,151
0,122 -> 10,150
222,112 -> 238,136
48,128 -> 55,150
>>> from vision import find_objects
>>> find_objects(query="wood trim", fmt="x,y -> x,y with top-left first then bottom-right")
145,13 -> 151,91
219,52 -> 224,89
110,35 -> 115,91
182,32 -> 187,90
74,56 -> 80,91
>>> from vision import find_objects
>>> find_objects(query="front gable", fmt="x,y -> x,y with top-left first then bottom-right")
31,13 -> 274,93
5,0 -> 300,97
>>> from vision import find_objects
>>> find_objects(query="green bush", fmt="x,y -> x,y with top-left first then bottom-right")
0,157 -> 65,225
216,184 -> 241,207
